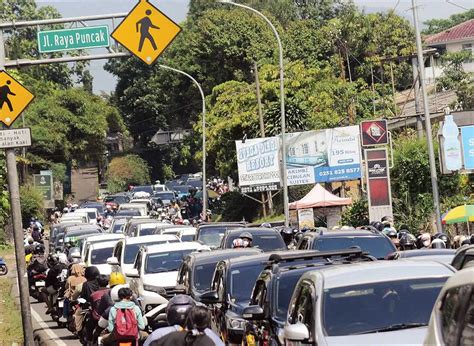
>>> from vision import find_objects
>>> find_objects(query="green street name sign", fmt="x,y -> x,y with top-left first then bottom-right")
38,25 -> 110,53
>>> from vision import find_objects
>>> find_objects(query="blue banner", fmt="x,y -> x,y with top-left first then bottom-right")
461,126 -> 474,170
315,164 -> 362,183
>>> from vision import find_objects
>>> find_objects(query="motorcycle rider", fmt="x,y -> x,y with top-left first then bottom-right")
84,274 -> 110,343
62,263 -> 86,321
31,225 -> 43,244
41,253 -> 69,314
27,244 -> 48,288
144,295 -> 223,346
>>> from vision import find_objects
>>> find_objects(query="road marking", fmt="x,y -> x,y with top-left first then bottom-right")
30,308 -> 67,346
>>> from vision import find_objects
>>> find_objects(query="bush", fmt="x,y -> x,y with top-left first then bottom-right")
220,191 -> 260,222
341,199 -> 369,227
20,185 -> 44,228
106,154 -> 151,193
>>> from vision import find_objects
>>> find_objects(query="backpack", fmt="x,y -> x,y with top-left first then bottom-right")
114,307 -> 138,339
90,289 -> 109,321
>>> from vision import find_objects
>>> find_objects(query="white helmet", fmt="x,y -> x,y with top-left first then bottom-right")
110,284 -> 129,302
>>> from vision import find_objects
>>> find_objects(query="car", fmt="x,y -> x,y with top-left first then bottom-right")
243,249 -> 377,346
195,222 -> 246,249
153,184 -> 168,192
61,212 -> 90,224
54,225 -> 102,251
122,218 -> 164,237
109,217 -> 129,234
127,242 -> 210,312
75,208 -> 100,225
283,260 -> 455,345
130,185 -> 154,196
386,249 -> 456,265
220,228 -> 287,252
107,234 -> 181,278
424,266 -> 474,345
118,203 -> 148,216
451,244 -> 474,270
172,185 -> 192,199
80,233 -> 125,260
115,209 -> 142,217
296,228 -> 396,259
158,226 -> 195,239
152,191 -> 176,206
49,222 -> 82,250
85,240 -> 117,275
176,248 -> 262,301
78,202 -> 105,216
104,194 -> 130,206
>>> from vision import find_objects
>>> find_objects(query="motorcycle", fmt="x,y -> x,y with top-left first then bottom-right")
29,273 -> 47,301
0,257 -> 8,275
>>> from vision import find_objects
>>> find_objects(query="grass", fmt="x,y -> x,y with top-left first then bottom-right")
0,244 -> 23,345
252,213 -> 285,225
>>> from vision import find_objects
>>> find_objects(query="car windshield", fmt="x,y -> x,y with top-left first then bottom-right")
225,232 -> 286,251
112,221 -> 126,233
276,271 -> 305,320
86,212 -> 96,220
124,239 -> 179,264
229,263 -> 265,303
91,247 -> 114,265
198,227 -> 227,248
139,224 -> 161,236
314,237 -> 395,259
173,186 -> 190,193
155,192 -> 175,201
181,234 -> 195,242
323,277 -> 449,336
132,186 -> 153,194
116,210 -> 141,217
145,249 -> 195,274
193,263 -> 217,292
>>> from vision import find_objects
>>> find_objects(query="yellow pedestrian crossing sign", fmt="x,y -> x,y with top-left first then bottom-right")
111,0 -> 182,65
0,71 -> 35,128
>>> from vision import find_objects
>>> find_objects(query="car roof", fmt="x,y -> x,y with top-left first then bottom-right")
65,225 -> 101,232
303,229 -> 382,238
124,234 -> 179,245
398,249 -> 456,257
155,224 -> 186,230
120,203 -> 146,208
127,218 -> 161,225
85,234 -> 125,242
90,240 -> 118,249
311,260 -> 455,289
438,267 -> 474,295
222,250 -> 305,267
65,229 -> 101,237
145,241 -> 207,254
198,222 -> 245,229
186,248 -> 262,264
177,228 -> 197,234
225,227 -> 278,235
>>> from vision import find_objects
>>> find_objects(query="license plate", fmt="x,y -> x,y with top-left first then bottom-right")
246,334 -> 256,346
35,281 -> 45,287
58,301 -> 64,308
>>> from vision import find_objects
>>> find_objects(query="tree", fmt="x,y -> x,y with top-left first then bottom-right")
423,9 -> 474,35
106,155 -> 151,193
19,185 -> 44,229
437,50 -> 472,90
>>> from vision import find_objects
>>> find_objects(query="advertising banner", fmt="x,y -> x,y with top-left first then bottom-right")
286,126 -> 361,186
298,208 -> 315,229
235,136 -> 281,186
360,120 -> 388,146
461,126 -> 474,170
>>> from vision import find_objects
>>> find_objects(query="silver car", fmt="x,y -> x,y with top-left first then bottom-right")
284,260 -> 455,345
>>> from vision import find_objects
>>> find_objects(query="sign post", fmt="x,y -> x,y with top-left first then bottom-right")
34,172 -> 54,208
38,25 -> 110,53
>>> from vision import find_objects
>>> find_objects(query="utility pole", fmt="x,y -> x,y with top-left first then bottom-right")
411,57 -> 424,138
0,29 -> 35,346
412,0 -> 442,232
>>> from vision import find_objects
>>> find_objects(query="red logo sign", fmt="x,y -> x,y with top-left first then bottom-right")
360,120 -> 388,147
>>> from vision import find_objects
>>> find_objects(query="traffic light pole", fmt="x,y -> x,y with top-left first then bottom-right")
0,29 -> 35,346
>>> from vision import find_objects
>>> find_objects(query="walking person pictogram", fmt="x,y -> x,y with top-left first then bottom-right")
0,80 -> 15,112
136,9 -> 160,52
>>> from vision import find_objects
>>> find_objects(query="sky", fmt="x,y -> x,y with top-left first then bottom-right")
33,0 -> 473,94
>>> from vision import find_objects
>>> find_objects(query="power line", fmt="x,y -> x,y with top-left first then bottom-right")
445,0 -> 471,11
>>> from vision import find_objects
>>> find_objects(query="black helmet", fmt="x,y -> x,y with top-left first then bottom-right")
372,222 -> 384,232
294,232 -> 304,244
167,295 -> 195,326
398,229 -> 408,239
385,229 -> 397,239
34,244 -> 45,255
398,224 -> 409,232
239,232 -> 253,241
436,233 -> 451,249
47,253 -> 59,267
431,239 -> 446,249
281,228 -> 293,245
399,233 -> 416,250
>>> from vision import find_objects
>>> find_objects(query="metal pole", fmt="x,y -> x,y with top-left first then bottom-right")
158,65 -> 207,219
0,29 -> 35,346
4,52 -> 130,68
412,0 -> 442,233
411,57 -> 424,138
219,0 -> 289,226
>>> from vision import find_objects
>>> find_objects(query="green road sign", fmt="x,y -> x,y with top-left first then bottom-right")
34,173 -> 52,201
38,25 -> 110,53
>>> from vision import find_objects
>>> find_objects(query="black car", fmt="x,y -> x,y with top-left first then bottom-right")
242,249 -> 377,346
49,222 -> 82,250
195,222 -> 246,249
296,228 -> 396,259
220,228 -> 287,252
177,248 -> 262,301
386,248 -> 456,265
79,201 -> 105,215
200,251 -> 316,344
104,194 -> 130,206
451,244 -> 474,270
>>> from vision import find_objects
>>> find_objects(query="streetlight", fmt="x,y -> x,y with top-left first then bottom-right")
158,64 -> 208,219
218,0 -> 290,226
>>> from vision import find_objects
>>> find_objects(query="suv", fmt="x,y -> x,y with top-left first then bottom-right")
284,260 -> 454,345
220,228 -> 287,252
122,218 -> 163,237
196,222 -> 246,249
451,244 -> 474,270
243,249 -> 376,346
424,267 -> 474,345
177,248 -> 262,301
296,228 -> 396,259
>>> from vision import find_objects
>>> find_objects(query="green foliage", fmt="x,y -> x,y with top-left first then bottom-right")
20,185 -> 44,228
423,9 -> 474,35
437,51 -> 472,90
341,199 -> 369,227
456,76 -> 474,110
106,155 -> 151,193
220,191 -> 260,222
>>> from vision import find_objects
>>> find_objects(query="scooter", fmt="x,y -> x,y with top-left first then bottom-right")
0,258 -> 8,275
30,273 -> 47,301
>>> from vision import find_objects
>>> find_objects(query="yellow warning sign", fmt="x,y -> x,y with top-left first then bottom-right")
0,71 -> 35,128
111,0 -> 182,65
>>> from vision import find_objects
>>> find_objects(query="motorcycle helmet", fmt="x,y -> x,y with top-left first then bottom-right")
109,272 -> 126,287
34,244 -> 45,255
399,233 -> 416,250
239,232 -> 253,241
110,284 -> 129,302
281,228 -> 294,245
294,232 -> 304,244
431,238 -> 446,249
385,229 -> 397,239
436,233 -> 451,249
372,222 -> 384,232
47,253 -> 59,267
261,223 -> 272,228
167,294 -> 196,326
420,233 -> 432,248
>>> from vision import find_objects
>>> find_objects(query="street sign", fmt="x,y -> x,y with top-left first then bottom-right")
38,25 -> 110,53
360,120 -> 388,147
0,71 -> 35,127
34,173 -> 53,201
111,0 -> 182,65
0,128 -> 31,149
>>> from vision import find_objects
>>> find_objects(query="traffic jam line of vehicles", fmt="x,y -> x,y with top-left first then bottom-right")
24,185 -> 474,345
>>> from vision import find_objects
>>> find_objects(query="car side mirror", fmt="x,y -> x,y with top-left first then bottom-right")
125,269 -> 140,278
242,305 -> 264,320
284,323 -> 310,342
200,290 -> 219,305
107,256 -> 119,266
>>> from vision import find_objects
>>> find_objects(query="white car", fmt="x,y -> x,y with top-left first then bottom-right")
118,203 -> 148,216
84,240 -> 117,275
75,208 -> 99,225
107,234 -> 181,278
127,242 -> 210,312
61,212 -> 89,224
81,233 -> 125,260
424,266 -> 474,345
160,227 -> 196,242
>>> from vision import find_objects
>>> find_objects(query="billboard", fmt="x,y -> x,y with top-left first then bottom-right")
360,120 -> 388,146
461,126 -> 474,170
286,126 -> 361,186
235,136 -> 281,186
